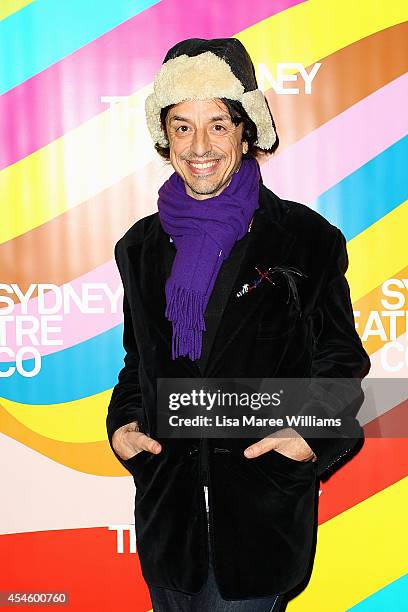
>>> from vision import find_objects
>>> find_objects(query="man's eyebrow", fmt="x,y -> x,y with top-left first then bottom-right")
168,114 -> 232,123
209,114 -> 231,122
169,115 -> 189,123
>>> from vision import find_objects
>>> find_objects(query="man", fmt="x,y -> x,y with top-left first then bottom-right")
106,38 -> 371,611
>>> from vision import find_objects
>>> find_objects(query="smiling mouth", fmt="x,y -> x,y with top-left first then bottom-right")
185,159 -> 221,175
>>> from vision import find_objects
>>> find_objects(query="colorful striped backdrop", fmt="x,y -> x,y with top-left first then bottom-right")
1,1 -> 407,610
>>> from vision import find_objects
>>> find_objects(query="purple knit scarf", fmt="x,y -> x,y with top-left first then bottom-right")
157,157 -> 260,361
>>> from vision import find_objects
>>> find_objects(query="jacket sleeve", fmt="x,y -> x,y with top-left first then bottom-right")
292,228 -> 371,479
106,241 -> 146,468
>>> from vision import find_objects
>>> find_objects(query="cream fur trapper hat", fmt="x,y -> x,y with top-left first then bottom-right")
145,37 -> 277,150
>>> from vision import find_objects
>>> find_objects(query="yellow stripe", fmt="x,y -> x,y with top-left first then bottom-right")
0,390 -> 111,442
346,199 -> 408,302
0,0 -> 34,20
237,0 -> 408,74
288,476 -> 408,611
1,0 -> 406,243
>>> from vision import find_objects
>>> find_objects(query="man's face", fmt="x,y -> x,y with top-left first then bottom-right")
165,99 -> 245,200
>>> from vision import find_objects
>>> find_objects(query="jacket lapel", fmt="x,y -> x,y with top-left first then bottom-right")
128,184 -> 296,378
202,187 -> 296,377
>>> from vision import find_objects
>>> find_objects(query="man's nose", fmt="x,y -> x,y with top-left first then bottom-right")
190,128 -> 211,157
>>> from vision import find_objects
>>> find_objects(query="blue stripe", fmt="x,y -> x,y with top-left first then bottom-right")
313,136 -> 407,240
0,0 -> 160,95
347,573 -> 408,611
0,325 -> 124,404
0,138 -> 406,404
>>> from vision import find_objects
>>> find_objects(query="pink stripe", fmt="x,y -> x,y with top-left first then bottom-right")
0,0 -> 304,171
2,262 -> 123,359
262,73 -> 408,203
3,74 -> 404,360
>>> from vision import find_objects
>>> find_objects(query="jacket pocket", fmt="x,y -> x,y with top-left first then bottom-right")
256,317 -> 298,339
123,449 -> 148,465
122,448 -> 160,483
256,299 -> 301,339
251,448 -> 316,476
232,447 -> 316,485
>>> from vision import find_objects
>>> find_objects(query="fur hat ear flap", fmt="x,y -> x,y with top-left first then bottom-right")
145,92 -> 169,147
241,89 -> 277,150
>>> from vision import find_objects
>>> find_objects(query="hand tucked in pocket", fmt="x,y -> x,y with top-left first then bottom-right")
244,427 -> 317,462
112,421 -> 162,460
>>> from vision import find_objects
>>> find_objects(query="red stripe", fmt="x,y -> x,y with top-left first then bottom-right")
318,398 -> 408,523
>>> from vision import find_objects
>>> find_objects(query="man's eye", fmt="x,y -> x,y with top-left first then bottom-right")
213,124 -> 226,131
176,125 -> 190,133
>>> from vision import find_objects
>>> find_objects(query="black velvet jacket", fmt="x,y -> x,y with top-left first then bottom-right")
106,183 -> 371,599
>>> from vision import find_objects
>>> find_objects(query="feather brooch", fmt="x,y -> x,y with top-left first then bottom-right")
236,265 -> 307,315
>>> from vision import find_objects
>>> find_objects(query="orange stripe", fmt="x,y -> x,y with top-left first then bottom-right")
353,263 -> 408,356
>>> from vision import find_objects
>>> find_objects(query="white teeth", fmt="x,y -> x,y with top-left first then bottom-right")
188,161 -> 218,169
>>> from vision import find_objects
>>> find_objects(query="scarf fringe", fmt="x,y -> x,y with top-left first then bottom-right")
165,284 -> 206,360
171,325 -> 203,361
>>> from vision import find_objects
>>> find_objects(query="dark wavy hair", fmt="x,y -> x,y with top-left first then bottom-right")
154,97 -> 279,160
